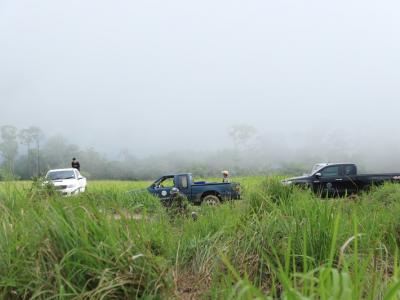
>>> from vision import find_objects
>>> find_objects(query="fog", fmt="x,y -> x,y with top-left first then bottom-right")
1,0 -> 400,173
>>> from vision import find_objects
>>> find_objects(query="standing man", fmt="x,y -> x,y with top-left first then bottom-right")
71,157 -> 80,171
222,170 -> 230,183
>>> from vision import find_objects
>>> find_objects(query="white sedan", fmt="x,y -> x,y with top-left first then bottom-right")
45,168 -> 87,196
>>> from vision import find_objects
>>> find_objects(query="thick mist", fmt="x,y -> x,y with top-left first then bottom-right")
1,0 -> 400,173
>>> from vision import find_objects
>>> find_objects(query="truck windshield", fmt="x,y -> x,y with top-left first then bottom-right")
311,164 -> 326,175
47,170 -> 75,180
153,176 -> 175,188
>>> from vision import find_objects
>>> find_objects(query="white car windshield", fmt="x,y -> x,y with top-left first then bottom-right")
47,170 -> 75,180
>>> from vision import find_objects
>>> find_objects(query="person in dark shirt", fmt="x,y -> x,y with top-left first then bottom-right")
167,187 -> 189,218
71,157 -> 80,171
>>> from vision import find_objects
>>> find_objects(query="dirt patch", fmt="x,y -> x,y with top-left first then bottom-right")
113,212 -> 143,220
99,209 -> 145,221
173,271 -> 212,300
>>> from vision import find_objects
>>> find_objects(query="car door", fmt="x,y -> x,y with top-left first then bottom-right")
73,169 -> 82,190
176,175 -> 191,200
341,164 -> 358,195
153,176 -> 175,202
313,165 -> 341,197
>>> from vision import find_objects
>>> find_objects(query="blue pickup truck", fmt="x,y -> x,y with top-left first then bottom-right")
147,173 -> 241,205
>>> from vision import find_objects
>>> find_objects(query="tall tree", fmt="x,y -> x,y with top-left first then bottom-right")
0,125 -> 19,175
28,127 -> 44,176
19,128 -> 34,177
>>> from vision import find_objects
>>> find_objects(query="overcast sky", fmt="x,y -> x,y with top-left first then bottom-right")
1,0 -> 399,156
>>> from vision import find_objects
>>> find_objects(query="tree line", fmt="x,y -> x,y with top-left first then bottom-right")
0,124 -> 309,180
6,123 -> 393,181
0,125 -> 257,180
0,125 -> 44,178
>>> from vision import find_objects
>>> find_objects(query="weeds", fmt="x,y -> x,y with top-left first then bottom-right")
0,178 -> 400,298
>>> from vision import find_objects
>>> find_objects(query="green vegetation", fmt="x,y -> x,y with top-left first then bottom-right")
1,178 -> 400,299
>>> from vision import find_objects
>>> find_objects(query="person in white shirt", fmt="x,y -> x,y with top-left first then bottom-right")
222,170 -> 230,183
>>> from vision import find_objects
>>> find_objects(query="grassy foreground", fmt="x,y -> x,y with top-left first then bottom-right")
0,178 -> 400,299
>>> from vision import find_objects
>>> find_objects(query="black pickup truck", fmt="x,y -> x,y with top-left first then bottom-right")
281,163 -> 400,196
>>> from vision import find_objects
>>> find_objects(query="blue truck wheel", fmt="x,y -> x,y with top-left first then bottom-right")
202,195 -> 220,206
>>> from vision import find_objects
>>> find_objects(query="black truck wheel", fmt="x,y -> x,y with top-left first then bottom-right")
202,195 -> 220,206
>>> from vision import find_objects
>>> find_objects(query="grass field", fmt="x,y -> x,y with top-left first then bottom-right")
1,177 -> 400,299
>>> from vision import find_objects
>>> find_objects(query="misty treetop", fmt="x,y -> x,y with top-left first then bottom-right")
2,124 -> 400,181
0,124 -> 305,180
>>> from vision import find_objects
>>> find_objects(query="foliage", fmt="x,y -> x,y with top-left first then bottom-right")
1,124 -> 314,181
0,125 -> 19,174
1,178 -> 400,299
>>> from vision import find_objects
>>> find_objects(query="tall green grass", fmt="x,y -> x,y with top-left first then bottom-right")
0,178 -> 400,299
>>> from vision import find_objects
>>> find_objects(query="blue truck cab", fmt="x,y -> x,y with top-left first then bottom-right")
147,173 -> 241,205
